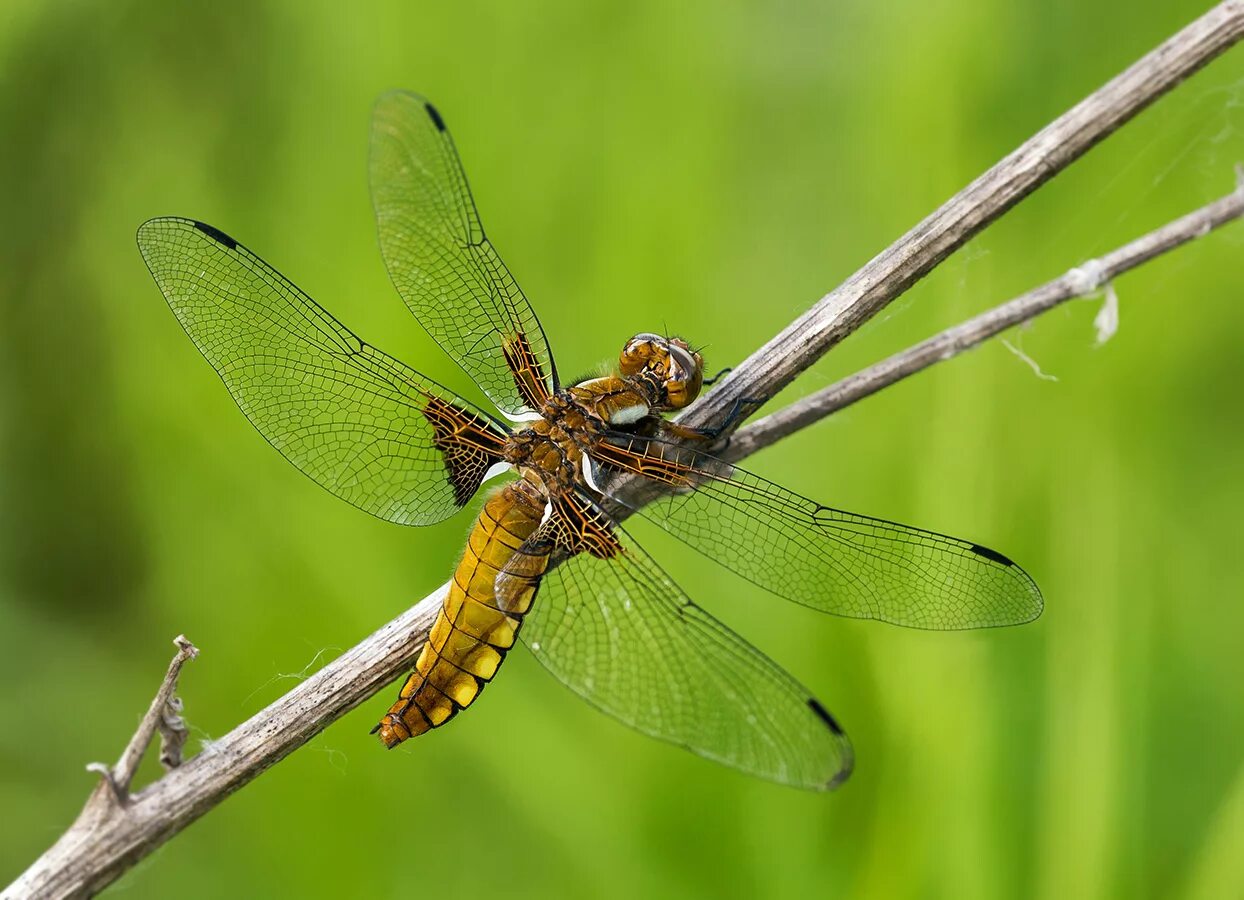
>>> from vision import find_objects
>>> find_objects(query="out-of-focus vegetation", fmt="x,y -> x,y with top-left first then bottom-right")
2,2 -> 1243,897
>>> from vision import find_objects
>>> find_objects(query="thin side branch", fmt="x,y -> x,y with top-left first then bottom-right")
111,635 -> 198,794
3,604 -> 440,900
727,174 -> 1244,460
82,635 -> 198,809
681,0 -> 1244,434
7,5 -> 1244,898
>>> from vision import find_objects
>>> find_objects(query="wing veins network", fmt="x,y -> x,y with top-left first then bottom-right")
516,498 -> 852,789
370,90 -> 558,417
137,216 -> 508,528
593,433 -> 1043,631
385,214 -> 527,369
227,243 -> 360,355
688,479 -> 944,599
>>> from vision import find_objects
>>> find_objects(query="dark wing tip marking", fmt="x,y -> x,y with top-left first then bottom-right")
807,698 -> 853,789
807,697 -> 845,736
826,763 -> 853,790
969,543 -> 1014,566
424,102 -> 447,132
191,220 -> 238,250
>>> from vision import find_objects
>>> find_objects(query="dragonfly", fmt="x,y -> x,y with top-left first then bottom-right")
137,90 -> 1042,790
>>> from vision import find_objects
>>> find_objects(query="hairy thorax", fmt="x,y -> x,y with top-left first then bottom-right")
504,393 -> 602,495
503,375 -> 655,496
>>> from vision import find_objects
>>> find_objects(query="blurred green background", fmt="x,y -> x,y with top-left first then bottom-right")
3,1 -> 1243,897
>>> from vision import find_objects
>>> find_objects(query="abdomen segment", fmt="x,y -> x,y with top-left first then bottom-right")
373,484 -> 548,747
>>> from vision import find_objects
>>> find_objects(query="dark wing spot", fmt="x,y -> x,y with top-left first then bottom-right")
970,543 -> 1014,566
807,698 -> 844,736
424,102 -> 447,132
420,396 -> 507,507
191,221 -> 237,250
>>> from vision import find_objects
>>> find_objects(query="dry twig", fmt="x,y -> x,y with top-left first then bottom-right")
678,0 -> 1244,434
6,4 -> 1244,897
82,635 -> 198,806
727,172 -> 1244,461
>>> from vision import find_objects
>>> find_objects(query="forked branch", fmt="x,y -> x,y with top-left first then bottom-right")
7,4 -> 1244,897
681,0 -> 1244,433
727,170 -> 1244,461
83,636 -> 198,806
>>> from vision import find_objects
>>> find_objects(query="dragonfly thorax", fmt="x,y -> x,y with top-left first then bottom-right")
503,333 -> 707,495
504,394 -> 601,493
561,333 -> 704,430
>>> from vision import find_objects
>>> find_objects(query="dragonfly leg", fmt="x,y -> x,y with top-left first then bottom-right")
663,395 -> 766,444
701,366 -> 732,386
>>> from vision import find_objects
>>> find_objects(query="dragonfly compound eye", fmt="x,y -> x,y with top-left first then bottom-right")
619,332 -> 666,376
663,343 -> 704,408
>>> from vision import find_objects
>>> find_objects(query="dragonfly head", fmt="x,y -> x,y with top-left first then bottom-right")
619,333 -> 704,410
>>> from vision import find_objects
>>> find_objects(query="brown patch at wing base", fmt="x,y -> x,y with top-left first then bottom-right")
502,332 -> 552,412
420,394 -> 509,506
590,435 -> 711,490
549,492 -> 623,560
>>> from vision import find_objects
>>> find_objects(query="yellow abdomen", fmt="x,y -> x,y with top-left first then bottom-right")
374,483 -> 548,747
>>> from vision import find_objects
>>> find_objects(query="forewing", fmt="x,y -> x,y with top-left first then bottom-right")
591,434 -> 1043,630
137,217 -> 508,526
370,90 -> 557,418
518,495 -> 853,790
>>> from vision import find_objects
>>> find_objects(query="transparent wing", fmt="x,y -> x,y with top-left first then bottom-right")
137,217 -> 509,526
370,90 -> 558,418
518,494 -> 853,790
590,434 -> 1043,630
